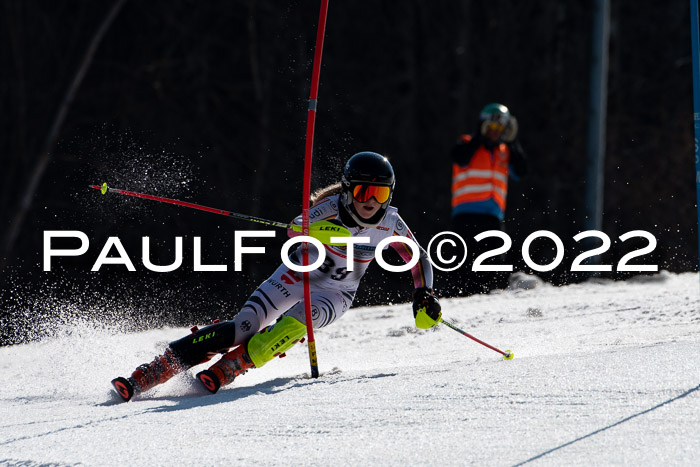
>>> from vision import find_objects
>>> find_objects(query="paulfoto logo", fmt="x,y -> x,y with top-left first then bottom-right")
425,230 -> 658,273
42,183 -> 659,275
42,229 -> 658,274
41,231 -> 421,274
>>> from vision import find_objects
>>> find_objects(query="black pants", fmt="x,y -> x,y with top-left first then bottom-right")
448,213 -> 509,296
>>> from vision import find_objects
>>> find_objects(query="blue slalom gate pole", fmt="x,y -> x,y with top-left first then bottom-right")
691,0 -> 700,278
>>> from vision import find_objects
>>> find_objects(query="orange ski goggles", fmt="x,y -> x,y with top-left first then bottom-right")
352,184 -> 392,203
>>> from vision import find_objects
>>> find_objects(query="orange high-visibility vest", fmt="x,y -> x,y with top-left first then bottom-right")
451,135 -> 511,212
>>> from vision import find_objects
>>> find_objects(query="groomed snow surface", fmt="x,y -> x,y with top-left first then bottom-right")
1,272 -> 699,466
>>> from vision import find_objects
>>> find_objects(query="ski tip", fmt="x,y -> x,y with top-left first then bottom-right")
196,369 -> 221,394
101,182 -> 108,195
503,350 -> 514,360
111,376 -> 134,402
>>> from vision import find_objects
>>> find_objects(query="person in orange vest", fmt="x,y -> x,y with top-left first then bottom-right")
450,103 -> 527,295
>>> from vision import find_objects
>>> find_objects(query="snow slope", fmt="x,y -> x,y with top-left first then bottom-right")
1,272 -> 699,466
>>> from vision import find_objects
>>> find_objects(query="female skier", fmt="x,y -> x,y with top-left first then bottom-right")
112,151 -> 442,402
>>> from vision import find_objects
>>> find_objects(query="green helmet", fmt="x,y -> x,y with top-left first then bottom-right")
479,103 -> 518,142
480,103 -> 510,125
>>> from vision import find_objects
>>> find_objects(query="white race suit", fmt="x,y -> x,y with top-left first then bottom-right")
227,194 -> 434,346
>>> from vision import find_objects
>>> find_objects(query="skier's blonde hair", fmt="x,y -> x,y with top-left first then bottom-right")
310,182 -> 342,206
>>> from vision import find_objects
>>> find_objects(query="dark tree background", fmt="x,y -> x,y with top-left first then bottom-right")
0,0 -> 696,345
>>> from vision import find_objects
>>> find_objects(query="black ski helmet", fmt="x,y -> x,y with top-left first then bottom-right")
340,152 -> 395,228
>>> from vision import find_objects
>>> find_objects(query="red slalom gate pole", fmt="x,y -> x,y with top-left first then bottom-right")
302,0 -> 330,378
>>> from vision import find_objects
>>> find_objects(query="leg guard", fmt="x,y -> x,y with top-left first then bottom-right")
246,316 -> 307,368
168,320 -> 238,367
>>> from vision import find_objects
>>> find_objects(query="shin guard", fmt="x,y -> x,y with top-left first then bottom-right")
168,320 -> 238,367
246,316 -> 307,368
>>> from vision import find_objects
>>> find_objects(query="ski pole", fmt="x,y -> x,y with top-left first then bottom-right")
90,182 -> 350,244
439,317 -> 514,360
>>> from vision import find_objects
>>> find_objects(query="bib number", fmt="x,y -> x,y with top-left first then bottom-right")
318,257 -> 351,281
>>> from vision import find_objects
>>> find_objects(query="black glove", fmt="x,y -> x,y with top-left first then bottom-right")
412,287 -> 442,329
